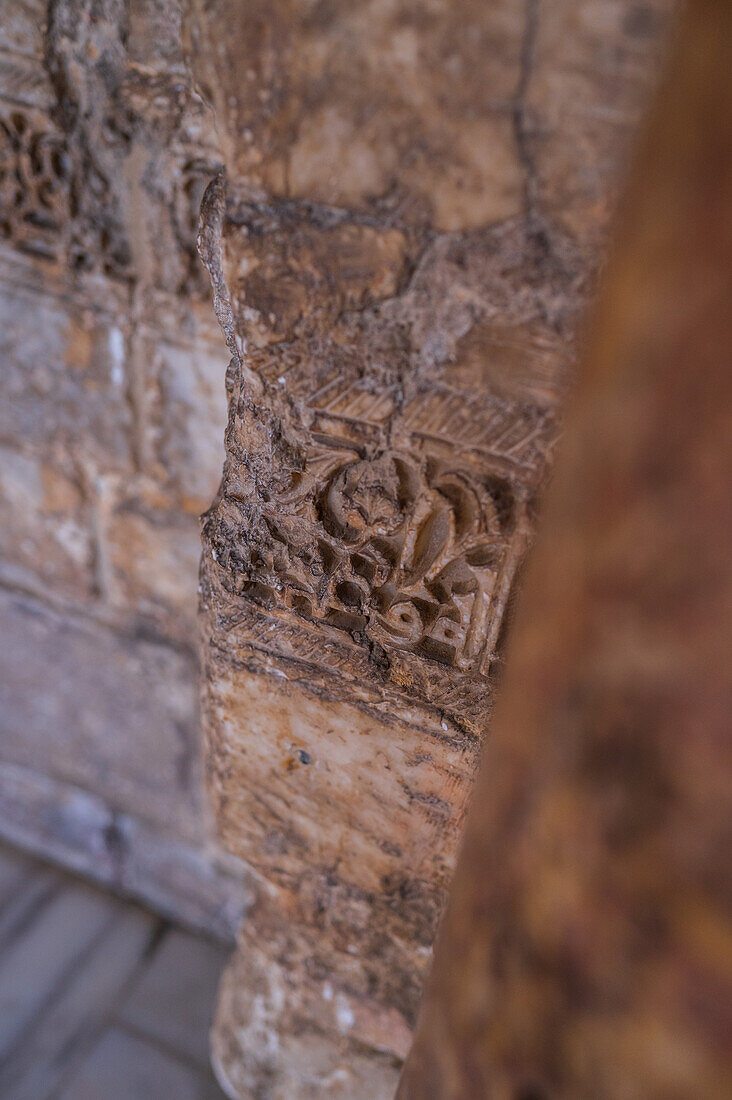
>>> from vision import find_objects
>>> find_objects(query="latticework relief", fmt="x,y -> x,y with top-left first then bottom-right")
0,0 -> 222,295
0,96 -> 134,277
0,106 -> 70,260
0,95 -> 219,291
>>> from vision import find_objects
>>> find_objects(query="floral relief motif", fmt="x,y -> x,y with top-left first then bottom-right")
219,449 -> 515,672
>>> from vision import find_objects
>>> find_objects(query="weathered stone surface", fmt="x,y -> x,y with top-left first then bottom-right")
0,589 -> 200,837
0,760 -> 250,941
143,333 -> 229,513
0,0 -> 232,930
186,0 -> 524,217
0,444 -> 96,602
0,0 -> 676,1086
0,0 -> 47,57
99,477 -> 201,640
399,3 -> 731,1095
200,206 -> 579,738
0,278 -> 132,470
188,0 -> 673,1094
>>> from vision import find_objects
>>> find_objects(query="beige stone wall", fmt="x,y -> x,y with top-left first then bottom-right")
0,0 -> 247,936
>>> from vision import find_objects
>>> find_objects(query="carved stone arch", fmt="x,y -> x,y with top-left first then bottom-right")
183,1 -> 673,1095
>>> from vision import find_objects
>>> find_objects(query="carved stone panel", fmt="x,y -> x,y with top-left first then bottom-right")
201,196 -> 568,739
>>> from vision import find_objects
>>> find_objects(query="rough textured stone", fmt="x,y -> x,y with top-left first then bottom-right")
100,478 -> 202,641
0,589 -> 200,837
0,0 -> 232,931
0,0 -> 678,1086
187,0 -> 673,1094
0,279 -> 132,471
0,444 -> 96,602
143,333 -> 230,513
0,760 -> 249,941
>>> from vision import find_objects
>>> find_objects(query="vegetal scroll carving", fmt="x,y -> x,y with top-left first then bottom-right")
207,447 -> 516,672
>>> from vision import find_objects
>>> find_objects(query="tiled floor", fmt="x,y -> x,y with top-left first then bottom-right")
0,843 -> 229,1099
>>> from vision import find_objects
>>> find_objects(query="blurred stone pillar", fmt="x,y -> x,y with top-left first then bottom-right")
182,1 -> 673,1095
399,1 -> 732,1096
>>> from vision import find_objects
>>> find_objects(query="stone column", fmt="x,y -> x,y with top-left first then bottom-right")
183,2 -> 673,1095
399,2 -> 732,1094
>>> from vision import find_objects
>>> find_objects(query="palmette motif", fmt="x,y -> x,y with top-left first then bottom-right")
208,447 -> 518,674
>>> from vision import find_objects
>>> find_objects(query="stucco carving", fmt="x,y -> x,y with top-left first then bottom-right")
199,185 -> 567,736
